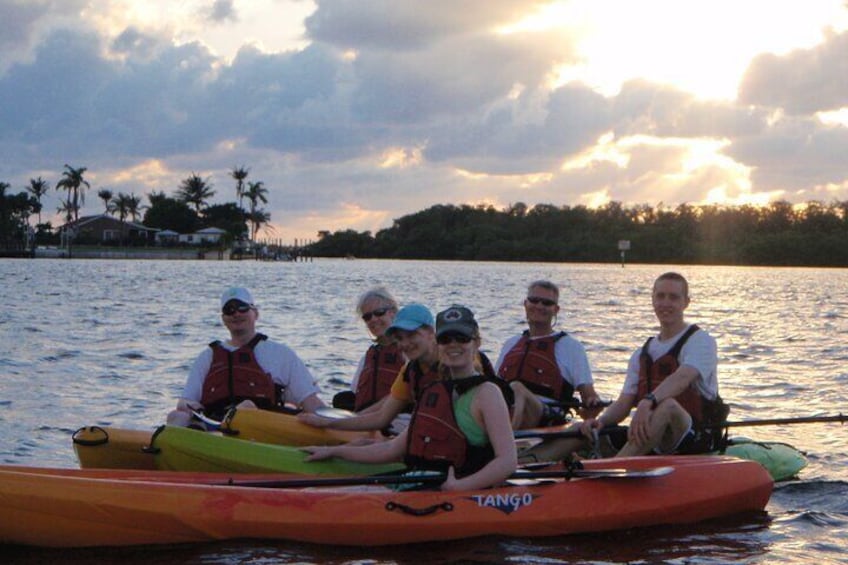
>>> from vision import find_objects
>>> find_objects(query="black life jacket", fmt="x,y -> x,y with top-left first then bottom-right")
200,333 -> 280,420
497,331 -> 576,402
354,341 -> 405,411
404,375 -> 498,477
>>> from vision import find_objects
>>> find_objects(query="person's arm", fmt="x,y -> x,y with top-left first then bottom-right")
299,393 -> 325,413
583,392 -> 635,432
175,348 -> 212,412
299,395 -> 408,430
440,382 -> 517,491
303,429 -> 408,463
576,383 -> 603,418
628,365 -> 700,446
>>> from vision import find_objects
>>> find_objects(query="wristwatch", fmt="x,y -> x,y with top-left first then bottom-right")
643,393 -> 658,410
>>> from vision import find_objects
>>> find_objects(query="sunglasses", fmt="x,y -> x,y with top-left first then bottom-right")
437,333 -> 473,345
526,296 -> 557,307
222,303 -> 252,316
361,307 -> 391,322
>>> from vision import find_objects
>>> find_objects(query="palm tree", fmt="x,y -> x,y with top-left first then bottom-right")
97,188 -> 114,215
230,166 -> 249,210
126,193 -> 143,222
176,173 -> 215,215
244,181 -> 269,241
56,200 -> 74,223
55,164 -> 90,222
26,177 -> 50,224
247,209 -> 273,242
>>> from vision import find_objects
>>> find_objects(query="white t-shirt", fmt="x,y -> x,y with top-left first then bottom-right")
494,332 -> 594,388
181,338 -> 321,407
621,325 -> 718,400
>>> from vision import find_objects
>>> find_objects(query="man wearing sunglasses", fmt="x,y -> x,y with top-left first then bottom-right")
495,280 -> 602,431
167,286 -> 324,426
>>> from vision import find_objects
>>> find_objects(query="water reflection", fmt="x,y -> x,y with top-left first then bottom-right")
1,258 -> 847,564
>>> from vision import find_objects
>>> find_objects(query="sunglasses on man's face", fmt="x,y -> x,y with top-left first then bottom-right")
361,307 -> 390,322
222,303 -> 252,316
436,333 -> 473,345
526,296 -> 557,307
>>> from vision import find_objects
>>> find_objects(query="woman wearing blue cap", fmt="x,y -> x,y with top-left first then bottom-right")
304,305 -> 516,491
299,302 -> 442,433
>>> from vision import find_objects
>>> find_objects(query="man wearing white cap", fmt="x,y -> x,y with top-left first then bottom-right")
168,286 -> 324,426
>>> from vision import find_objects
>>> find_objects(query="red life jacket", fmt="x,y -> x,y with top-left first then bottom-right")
636,325 -> 707,426
200,333 -> 278,419
404,375 -> 495,477
354,341 -> 405,411
402,359 -> 443,404
497,331 -> 575,401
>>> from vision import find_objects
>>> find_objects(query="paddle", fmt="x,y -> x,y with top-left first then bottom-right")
720,413 -> 847,428
514,413 -> 847,441
514,425 -> 625,440
190,410 -> 222,430
221,465 -> 674,489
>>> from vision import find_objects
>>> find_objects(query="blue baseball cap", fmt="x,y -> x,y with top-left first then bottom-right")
386,303 -> 434,335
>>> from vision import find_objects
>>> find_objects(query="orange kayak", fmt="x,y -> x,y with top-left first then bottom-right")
0,455 -> 772,548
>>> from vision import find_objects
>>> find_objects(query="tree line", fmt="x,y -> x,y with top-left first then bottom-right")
0,164 -> 274,248
306,200 -> 848,267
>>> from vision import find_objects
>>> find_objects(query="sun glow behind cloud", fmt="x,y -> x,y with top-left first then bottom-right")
502,0 -> 848,100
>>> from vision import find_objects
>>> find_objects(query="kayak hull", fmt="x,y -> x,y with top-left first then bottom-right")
151,425 -> 405,475
723,438 -> 807,481
0,455 -> 772,548
73,409 -> 379,470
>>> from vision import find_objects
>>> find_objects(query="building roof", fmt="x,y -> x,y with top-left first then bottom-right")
61,214 -> 159,232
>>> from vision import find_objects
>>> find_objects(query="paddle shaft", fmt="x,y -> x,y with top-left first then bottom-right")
722,413 -> 847,428
514,413 -> 846,440
222,465 -> 671,489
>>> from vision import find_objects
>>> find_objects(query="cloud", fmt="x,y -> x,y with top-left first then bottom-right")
203,0 -> 238,23
1,1 -> 847,243
304,0 -> 551,50
739,28 -> 848,114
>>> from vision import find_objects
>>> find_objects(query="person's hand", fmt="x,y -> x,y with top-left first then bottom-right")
578,395 -> 604,419
298,412 -> 331,428
439,466 -> 460,491
627,401 -> 653,446
302,446 -> 336,461
580,417 -> 602,437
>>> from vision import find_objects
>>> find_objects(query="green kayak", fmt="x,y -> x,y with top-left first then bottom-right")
721,437 -> 807,482
150,425 -> 405,475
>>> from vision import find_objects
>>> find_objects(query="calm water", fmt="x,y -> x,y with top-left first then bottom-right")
1,258 -> 847,564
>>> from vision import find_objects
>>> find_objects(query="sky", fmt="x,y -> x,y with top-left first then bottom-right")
3,0 -> 848,243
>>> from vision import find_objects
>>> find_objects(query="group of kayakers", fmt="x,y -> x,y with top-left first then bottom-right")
167,271 -> 728,491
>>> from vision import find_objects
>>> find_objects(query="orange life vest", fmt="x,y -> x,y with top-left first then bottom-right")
404,376 -> 494,477
636,325 -> 707,426
403,359 -> 443,404
200,333 -> 278,419
354,341 -> 405,411
497,331 -> 575,401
